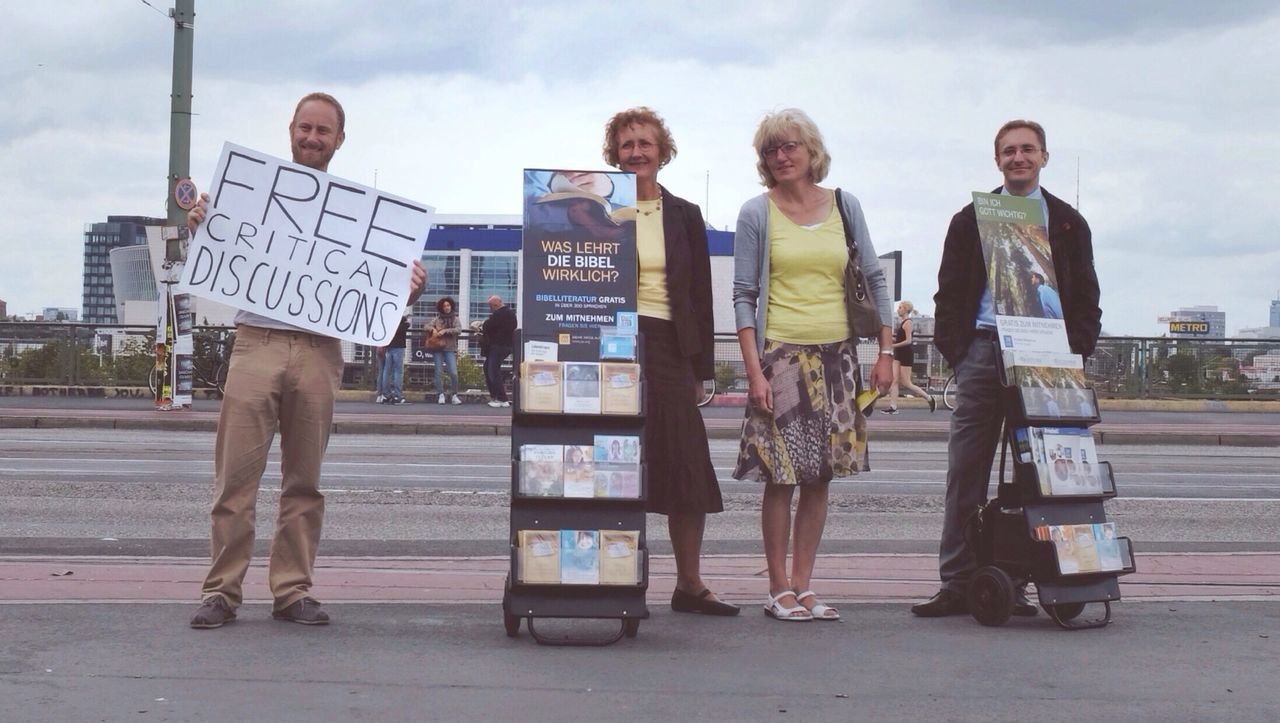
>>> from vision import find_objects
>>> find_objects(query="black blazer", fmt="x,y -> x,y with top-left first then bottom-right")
658,186 -> 716,381
933,187 -> 1101,368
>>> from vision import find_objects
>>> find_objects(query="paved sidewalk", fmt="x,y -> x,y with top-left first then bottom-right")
4,552 -> 1276,605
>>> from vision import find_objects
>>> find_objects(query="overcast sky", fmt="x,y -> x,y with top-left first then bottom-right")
3,1 -> 1278,334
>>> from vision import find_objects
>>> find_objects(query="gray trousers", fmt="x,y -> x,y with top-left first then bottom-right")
938,337 -> 1004,593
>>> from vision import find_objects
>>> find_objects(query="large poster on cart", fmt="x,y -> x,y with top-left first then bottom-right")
521,169 -> 638,358
973,191 -> 1068,354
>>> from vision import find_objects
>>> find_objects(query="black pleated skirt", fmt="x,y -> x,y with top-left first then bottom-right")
640,316 -> 723,515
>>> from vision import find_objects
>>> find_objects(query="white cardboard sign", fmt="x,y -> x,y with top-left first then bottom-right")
179,142 -> 433,345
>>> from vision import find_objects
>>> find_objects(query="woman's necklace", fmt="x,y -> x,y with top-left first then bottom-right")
638,198 -> 662,216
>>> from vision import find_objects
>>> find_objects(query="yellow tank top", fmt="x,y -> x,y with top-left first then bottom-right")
636,199 -> 671,320
765,198 -> 848,344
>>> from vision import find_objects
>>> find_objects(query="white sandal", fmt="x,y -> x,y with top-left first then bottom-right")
764,590 -> 813,622
796,590 -> 840,621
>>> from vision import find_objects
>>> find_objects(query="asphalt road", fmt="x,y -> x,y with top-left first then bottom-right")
3,602 -> 1277,721
3,429 -> 1277,556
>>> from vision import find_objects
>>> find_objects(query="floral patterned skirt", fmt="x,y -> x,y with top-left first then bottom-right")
732,338 -> 868,486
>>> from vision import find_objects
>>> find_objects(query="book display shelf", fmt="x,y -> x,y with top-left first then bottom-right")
966,369 -> 1136,630
502,330 -> 649,645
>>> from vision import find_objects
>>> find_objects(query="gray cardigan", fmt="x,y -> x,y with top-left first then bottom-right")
732,190 -> 893,357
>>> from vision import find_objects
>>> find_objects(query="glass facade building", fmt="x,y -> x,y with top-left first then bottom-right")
81,216 -> 165,323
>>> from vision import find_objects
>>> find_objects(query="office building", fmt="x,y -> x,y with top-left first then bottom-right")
1161,305 -> 1227,338
41,307 -> 79,322
82,216 -> 166,323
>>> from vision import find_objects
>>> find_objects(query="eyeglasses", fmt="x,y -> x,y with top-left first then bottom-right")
762,141 -> 802,158
619,139 -> 656,152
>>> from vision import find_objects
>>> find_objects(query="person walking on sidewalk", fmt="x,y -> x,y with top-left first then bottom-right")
912,119 -> 1101,618
882,300 -> 935,415
481,295 -> 516,408
186,92 -> 427,629
425,296 -> 462,405
378,310 -> 412,405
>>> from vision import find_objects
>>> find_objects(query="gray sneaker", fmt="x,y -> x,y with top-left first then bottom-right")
190,596 -> 236,629
272,597 -> 330,625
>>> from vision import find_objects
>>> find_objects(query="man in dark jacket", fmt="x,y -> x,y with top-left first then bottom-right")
912,119 -> 1102,618
481,295 -> 517,407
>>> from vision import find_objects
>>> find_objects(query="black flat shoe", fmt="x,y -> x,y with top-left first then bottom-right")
672,588 -> 741,616
911,589 -> 968,617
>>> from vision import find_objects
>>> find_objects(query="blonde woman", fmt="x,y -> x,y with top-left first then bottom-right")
883,300 -> 936,414
732,109 -> 894,621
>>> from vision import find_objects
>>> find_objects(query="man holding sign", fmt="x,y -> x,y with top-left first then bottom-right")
912,119 -> 1101,618
187,93 -> 428,629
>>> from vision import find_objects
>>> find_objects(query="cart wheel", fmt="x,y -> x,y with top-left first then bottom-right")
1047,602 -> 1086,622
968,566 -> 1014,627
622,618 -> 640,638
503,611 -> 521,637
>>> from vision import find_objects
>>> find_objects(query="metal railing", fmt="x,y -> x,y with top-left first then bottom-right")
3,322 -> 1279,400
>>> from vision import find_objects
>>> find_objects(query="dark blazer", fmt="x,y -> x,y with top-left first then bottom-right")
933,187 -> 1101,368
658,186 -> 716,381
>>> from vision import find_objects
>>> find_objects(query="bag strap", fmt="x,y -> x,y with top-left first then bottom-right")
833,188 -> 858,256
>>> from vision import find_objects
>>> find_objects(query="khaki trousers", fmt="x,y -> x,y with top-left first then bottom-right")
201,325 -> 343,611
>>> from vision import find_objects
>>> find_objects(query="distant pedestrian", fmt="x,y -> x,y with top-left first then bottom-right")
425,297 -> 461,405
378,310 -> 411,405
481,295 -> 517,408
883,300 -> 936,414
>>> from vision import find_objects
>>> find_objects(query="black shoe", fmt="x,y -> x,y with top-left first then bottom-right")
927,395 -> 937,413
272,597 -> 330,625
880,407 -> 899,415
911,589 -> 968,617
1013,590 -> 1038,617
671,588 -> 740,616
190,596 -> 236,629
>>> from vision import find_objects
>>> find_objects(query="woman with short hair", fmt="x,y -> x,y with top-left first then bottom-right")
603,106 -> 737,616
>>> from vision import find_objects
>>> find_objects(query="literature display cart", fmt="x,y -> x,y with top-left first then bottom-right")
503,167 -> 647,645
966,379 -> 1136,629
963,190 -> 1136,629
502,332 -> 648,645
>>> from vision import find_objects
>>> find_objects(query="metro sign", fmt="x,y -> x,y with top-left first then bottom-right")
1169,321 -> 1210,334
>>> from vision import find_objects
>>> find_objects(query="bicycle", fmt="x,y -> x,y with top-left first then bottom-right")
149,332 -> 233,398
941,373 -> 959,411
696,379 -> 716,408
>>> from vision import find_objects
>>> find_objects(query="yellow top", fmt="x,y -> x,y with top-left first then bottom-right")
765,197 -> 848,344
635,199 -> 671,320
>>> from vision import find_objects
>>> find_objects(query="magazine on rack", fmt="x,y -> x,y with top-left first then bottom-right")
599,530 -> 641,584
562,445 -> 595,497
1004,350 -> 1097,420
517,529 -> 560,583
600,362 -> 641,415
521,361 -> 563,413
593,435 -> 640,464
563,362 -> 602,414
1024,426 -> 1103,496
560,529 -> 600,584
